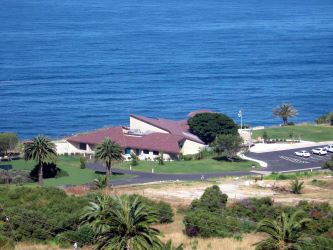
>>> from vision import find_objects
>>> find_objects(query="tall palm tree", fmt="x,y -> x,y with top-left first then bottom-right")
81,195 -> 163,250
24,135 -> 57,186
255,210 -> 310,250
95,137 -> 123,175
273,104 -> 298,125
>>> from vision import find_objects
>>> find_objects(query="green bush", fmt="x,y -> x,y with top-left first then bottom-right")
130,153 -> 139,166
290,179 -> 304,194
0,235 -> 15,250
184,210 -> 245,238
129,195 -> 174,223
0,187 -> 89,243
29,162 -> 68,180
190,185 -> 228,212
79,156 -> 86,169
296,201 -> 333,235
226,197 -> 281,222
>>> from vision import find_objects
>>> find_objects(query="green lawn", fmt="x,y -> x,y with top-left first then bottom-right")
0,156 -> 133,187
252,125 -> 333,142
115,157 -> 259,174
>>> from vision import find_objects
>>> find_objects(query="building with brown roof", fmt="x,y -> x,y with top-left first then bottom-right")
55,111 -> 208,160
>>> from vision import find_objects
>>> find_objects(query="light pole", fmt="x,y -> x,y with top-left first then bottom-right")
238,109 -> 243,130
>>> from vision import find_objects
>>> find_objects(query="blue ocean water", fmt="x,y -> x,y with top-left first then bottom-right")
0,0 -> 333,139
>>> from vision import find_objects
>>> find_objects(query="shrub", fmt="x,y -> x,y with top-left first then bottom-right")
0,186 -> 89,243
0,235 -> 15,250
29,162 -> 68,180
184,210 -> 243,238
188,112 -> 238,144
290,179 -> 304,194
227,197 -> 280,222
157,153 -> 164,165
93,175 -> 108,189
190,185 -> 228,212
56,225 -> 96,247
79,156 -> 86,169
323,160 -> 333,170
130,153 -> 139,166
129,195 -> 174,223
182,155 -> 193,161
296,201 -> 333,235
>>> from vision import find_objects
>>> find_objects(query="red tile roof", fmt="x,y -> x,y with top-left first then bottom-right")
67,126 -> 183,154
130,114 -> 204,144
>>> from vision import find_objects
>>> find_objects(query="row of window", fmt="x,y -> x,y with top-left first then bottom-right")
124,148 -> 159,155
79,143 -> 159,156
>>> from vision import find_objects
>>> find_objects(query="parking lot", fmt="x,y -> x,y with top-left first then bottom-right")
247,145 -> 332,172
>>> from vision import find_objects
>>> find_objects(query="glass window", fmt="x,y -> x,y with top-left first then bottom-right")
143,149 -> 149,155
125,148 -> 131,155
153,151 -> 159,155
136,149 -> 141,155
79,143 -> 87,150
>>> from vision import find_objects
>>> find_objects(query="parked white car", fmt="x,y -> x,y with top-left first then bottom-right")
324,145 -> 333,153
311,148 -> 327,155
294,150 -> 311,158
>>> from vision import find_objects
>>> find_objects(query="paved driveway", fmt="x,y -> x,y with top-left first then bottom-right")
88,162 -> 254,186
247,145 -> 332,172
87,145 -> 332,186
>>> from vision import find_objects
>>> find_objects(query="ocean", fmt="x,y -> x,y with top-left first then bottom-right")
1,0 -> 333,139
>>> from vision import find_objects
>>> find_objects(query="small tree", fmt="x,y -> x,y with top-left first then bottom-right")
290,179 -> 304,194
191,185 -> 228,212
0,133 -> 18,156
79,156 -> 86,169
211,134 -> 243,161
188,113 -> 238,144
93,175 -> 108,189
130,152 -> 139,166
157,153 -> 164,165
262,131 -> 268,142
273,103 -> 298,126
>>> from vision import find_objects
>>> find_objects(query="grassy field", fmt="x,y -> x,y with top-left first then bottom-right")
115,156 -> 259,174
0,156 -> 132,187
252,125 -> 333,142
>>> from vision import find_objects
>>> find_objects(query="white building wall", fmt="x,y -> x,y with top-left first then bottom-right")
181,139 -> 206,155
130,116 -> 168,134
54,140 -> 94,155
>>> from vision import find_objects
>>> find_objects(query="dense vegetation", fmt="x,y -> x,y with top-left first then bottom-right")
0,133 -> 18,156
315,111 -> 333,125
188,112 -> 238,144
0,187 -> 174,249
183,185 -> 333,249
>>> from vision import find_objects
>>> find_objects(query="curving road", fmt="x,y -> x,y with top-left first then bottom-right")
88,145 -> 331,186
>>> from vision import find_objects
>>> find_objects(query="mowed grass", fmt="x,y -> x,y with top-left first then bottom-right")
0,156 -> 132,187
252,125 -> 333,142
115,157 -> 259,174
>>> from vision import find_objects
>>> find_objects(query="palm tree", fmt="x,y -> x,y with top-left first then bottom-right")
81,195 -> 163,250
273,104 -> 298,126
290,179 -> 304,194
24,135 -> 57,186
95,137 -> 123,175
255,210 -> 310,250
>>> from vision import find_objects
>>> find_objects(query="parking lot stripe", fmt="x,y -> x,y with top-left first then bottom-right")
280,156 -> 309,164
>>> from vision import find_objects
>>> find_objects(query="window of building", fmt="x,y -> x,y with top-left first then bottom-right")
79,143 -> 87,150
135,149 -> 141,155
124,148 -> 131,155
143,149 -> 149,155
153,151 -> 159,155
